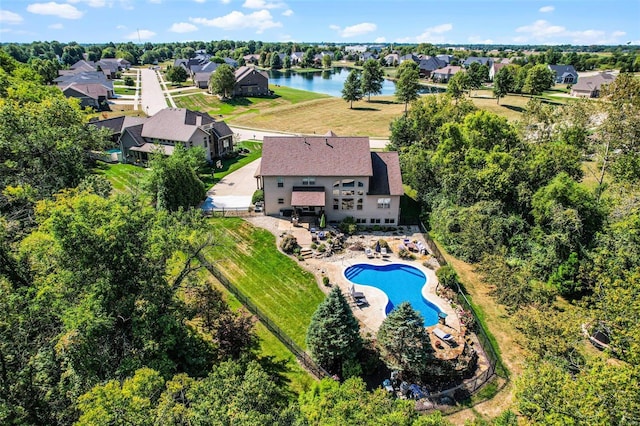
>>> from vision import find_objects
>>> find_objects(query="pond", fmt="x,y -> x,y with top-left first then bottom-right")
267,67 -> 445,98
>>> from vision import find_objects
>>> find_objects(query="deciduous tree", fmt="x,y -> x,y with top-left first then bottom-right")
395,60 -> 420,113
341,69 -> 363,109
361,58 -> 384,101
208,63 -> 236,98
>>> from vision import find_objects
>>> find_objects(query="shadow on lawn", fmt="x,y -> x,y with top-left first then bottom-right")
351,106 -> 380,111
503,104 -> 525,113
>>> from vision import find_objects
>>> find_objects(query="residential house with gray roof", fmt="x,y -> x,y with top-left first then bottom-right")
463,57 -> 494,68
432,65 -> 463,83
548,64 -> 578,84
233,66 -> 270,97
256,132 -> 403,224
570,72 -> 615,98
418,56 -> 446,78
116,108 -> 234,165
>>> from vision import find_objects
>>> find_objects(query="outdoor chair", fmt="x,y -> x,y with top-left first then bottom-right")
432,328 -> 455,346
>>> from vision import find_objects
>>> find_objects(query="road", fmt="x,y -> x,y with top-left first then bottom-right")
140,68 -> 174,116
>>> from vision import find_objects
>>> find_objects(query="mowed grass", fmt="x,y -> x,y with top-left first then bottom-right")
94,162 -> 149,194
200,141 -> 262,188
174,86 -> 328,121
203,217 -> 325,348
200,270 -> 316,395
230,95 -> 405,137
114,86 -> 137,95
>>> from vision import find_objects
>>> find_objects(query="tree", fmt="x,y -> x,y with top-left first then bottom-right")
395,60 -> 420,113
523,64 -> 555,95
361,58 -> 385,101
377,302 -> 434,377
270,52 -> 282,69
306,286 -> 362,375
446,71 -> 470,101
166,65 -> 188,84
208,63 -> 236,98
467,62 -> 489,95
341,69 -> 363,109
493,66 -> 514,104
144,144 -> 207,211
283,54 -> 291,69
322,53 -> 332,68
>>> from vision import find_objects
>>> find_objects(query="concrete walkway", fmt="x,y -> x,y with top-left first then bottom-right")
202,158 -> 261,210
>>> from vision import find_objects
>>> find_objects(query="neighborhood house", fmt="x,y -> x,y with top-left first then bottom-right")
256,133 -> 404,225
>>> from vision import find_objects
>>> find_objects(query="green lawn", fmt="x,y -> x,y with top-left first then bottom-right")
93,162 -> 149,194
203,270 -> 316,395
199,141 -> 262,188
114,86 -> 137,95
203,217 -> 325,348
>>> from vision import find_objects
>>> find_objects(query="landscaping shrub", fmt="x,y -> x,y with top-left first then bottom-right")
251,189 -> 264,204
436,265 -> 460,290
398,248 -> 414,260
280,234 -> 299,254
322,276 -> 330,287
338,216 -> 358,235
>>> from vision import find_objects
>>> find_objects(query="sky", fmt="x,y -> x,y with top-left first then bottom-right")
0,0 -> 639,46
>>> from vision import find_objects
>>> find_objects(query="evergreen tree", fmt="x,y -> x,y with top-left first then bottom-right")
377,302 -> 434,377
306,286 -> 362,374
395,61 -> 420,113
341,70 -> 363,109
361,59 -> 385,101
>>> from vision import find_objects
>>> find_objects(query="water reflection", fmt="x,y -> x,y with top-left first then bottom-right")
267,67 -> 444,97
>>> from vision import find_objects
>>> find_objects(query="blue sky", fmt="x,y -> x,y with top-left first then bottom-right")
1,0 -> 638,45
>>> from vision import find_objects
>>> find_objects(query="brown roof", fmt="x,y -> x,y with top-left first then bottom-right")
62,83 -> 108,99
259,136 -> 373,177
369,152 -> 404,196
434,65 -> 462,76
572,72 -> 616,93
129,143 -> 174,155
291,191 -> 326,206
141,108 -> 215,142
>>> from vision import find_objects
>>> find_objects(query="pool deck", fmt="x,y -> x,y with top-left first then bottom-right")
246,216 -> 461,339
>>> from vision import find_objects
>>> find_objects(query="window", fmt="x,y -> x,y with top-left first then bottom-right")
341,198 -> 354,210
384,218 -> 395,224
223,139 -> 230,148
302,177 -> 315,186
341,190 -> 354,196
278,198 -> 284,204
333,189 -> 340,196
342,179 -> 355,188
203,137 -> 208,148
333,199 -> 339,210
356,218 -> 367,224
357,181 -> 364,187
370,218 -> 381,224
277,177 -> 284,188
357,199 -> 363,210
377,198 -> 391,209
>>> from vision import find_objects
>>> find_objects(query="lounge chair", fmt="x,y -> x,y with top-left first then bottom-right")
350,285 -> 365,299
381,247 -> 389,257
432,328 -> 455,346
365,247 -> 374,258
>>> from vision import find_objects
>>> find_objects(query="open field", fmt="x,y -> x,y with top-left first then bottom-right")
174,86 -> 328,121
203,217 -> 325,348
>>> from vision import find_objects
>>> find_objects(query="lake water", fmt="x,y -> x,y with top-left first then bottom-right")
267,67 -> 444,98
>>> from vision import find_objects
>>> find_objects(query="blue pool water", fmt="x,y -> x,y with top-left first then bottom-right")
344,263 -> 442,326
106,148 -> 121,154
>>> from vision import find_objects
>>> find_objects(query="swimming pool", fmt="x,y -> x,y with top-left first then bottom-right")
344,263 -> 442,326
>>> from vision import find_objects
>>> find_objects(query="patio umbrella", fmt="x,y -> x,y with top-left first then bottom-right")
375,241 -> 381,253
319,213 -> 326,229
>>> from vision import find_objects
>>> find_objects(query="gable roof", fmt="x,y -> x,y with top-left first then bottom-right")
571,72 -> 615,93
464,57 -> 493,67
259,136 -> 373,177
419,56 -> 446,71
62,83 -> 108,99
141,108 -> 216,141
369,152 -> 404,196
90,115 -> 148,134
235,66 -> 268,83
548,64 -> 577,76
210,121 -> 233,139
433,65 -> 462,76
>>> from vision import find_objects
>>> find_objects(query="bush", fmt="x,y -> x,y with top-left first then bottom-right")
124,75 -> 135,86
322,276 -> 330,286
251,189 -> 264,204
398,248 -> 415,260
317,243 -> 327,253
280,234 -> 299,254
436,265 -> 460,290
339,217 -> 358,235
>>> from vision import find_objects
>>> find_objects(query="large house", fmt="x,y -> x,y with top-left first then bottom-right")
55,70 -> 115,110
256,133 -> 404,225
418,56 -> 446,78
548,64 -> 578,84
570,72 -> 615,98
101,108 -> 234,165
233,66 -> 270,97
432,65 -> 462,83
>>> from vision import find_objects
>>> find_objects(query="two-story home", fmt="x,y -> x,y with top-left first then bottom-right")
548,64 -> 578,84
117,108 -> 234,165
233,66 -> 270,97
256,133 -> 404,225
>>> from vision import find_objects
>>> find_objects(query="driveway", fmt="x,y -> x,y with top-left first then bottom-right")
201,158 -> 261,210
140,68 -> 176,116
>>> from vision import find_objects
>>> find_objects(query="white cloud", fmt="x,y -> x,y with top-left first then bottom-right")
282,9 -> 293,16
116,24 -> 126,29
190,10 -> 281,33
148,0 -> 161,3
330,22 -> 377,38
515,19 -> 626,44
194,0 -> 206,2
220,0 -> 231,3
67,0 -> 109,7
48,22 -> 63,29
396,23 -> 453,43
243,0 -> 285,9
374,36 -> 386,43
0,9 -> 24,24
170,22 -> 198,33
124,29 -> 156,39
26,2 -> 83,19
539,5 -> 554,13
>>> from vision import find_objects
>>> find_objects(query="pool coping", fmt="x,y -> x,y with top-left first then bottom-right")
339,257 -> 460,335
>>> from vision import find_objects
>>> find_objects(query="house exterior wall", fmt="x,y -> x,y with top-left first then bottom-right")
186,128 -> 212,162
233,71 -> 269,97
212,135 -> 234,158
261,175 -> 401,225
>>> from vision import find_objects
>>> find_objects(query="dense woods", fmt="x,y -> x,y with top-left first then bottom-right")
390,74 -> 640,423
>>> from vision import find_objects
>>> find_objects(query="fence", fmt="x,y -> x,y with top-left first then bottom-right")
197,253 -> 331,380
202,207 -> 254,218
